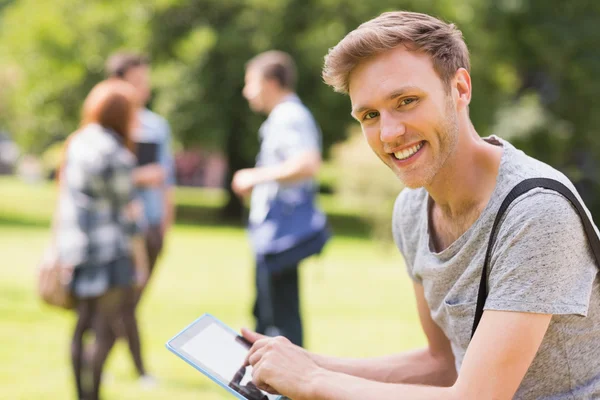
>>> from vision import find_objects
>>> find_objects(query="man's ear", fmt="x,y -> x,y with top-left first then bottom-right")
453,68 -> 472,111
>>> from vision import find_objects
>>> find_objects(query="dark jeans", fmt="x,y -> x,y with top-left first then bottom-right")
253,264 -> 303,347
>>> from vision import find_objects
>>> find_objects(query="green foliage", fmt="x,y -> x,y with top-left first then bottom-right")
0,0 -> 154,151
0,0 -> 498,159
484,0 -> 600,217
1,0 -> 599,216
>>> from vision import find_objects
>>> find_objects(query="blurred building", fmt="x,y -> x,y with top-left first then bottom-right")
174,149 -> 227,188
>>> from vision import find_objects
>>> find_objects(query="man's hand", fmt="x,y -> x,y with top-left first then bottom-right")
130,235 -> 150,289
241,327 -> 267,344
161,187 -> 176,237
133,163 -> 166,188
244,334 -> 323,400
232,168 -> 260,197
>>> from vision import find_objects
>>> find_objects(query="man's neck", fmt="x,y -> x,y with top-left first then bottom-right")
426,123 -> 503,220
266,90 -> 295,115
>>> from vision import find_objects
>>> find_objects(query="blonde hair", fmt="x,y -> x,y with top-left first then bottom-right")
323,11 -> 470,94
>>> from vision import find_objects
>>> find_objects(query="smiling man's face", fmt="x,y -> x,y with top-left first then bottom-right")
349,46 -> 460,189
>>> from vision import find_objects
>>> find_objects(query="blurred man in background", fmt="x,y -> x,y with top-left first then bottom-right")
233,50 -> 326,347
106,52 -> 175,296
105,52 -> 176,385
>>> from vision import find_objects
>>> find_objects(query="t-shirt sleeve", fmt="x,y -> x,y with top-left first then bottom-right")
393,189 -> 422,283
486,189 -> 598,316
271,107 -> 321,160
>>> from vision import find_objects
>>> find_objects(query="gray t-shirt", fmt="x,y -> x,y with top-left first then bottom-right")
393,136 -> 600,399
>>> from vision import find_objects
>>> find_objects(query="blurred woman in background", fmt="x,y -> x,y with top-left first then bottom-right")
55,79 -> 149,400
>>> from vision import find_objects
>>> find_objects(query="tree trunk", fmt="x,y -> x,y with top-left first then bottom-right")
220,114 -> 249,223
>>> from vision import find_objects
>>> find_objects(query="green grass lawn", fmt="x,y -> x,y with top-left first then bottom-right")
0,177 -> 424,399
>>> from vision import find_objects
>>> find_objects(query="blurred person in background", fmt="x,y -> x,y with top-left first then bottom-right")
102,52 -> 175,386
232,50 -> 326,347
106,52 -> 175,300
56,79 -> 149,400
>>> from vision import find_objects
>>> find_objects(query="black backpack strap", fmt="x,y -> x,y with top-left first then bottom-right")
470,178 -> 600,340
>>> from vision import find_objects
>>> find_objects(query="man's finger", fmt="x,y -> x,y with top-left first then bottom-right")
251,356 -> 277,394
244,338 -> 270,366
242,327 -> 267,344
247,344 -> 269,367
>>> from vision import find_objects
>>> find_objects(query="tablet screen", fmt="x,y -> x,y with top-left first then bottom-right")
172,318 -> 279,400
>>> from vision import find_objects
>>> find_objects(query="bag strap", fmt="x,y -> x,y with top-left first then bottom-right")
471,177 -> 600,340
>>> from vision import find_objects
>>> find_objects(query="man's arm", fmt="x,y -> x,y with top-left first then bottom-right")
310,283 -> 456,386
132,163 -> 165,188
232,150 -> 321,197
255,150 -> 321,183
159,123 -> 176,234
247,309 -> 551,400
161,186 -> 175,234
311,311 -> 551,400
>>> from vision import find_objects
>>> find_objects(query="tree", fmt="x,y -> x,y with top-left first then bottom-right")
4,0 -> 597,221
483,0 -> 600,217
146,0 -> 499,217
0,0 -> 152,152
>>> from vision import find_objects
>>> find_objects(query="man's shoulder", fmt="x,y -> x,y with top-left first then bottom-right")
500,137 -> 572,184
499,138 -> 582,212
493,140 -> 595,249
138,108 -> 170,142
271,98 -> 315,125
392,187 -> 428,244
394,187 -> 428,217
140,108 -> 168,124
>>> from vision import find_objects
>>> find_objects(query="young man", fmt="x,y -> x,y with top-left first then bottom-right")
240,11 -> 600,400
232,50 -> 324,348
106,52 -> 176,292
104,52 -> 176,385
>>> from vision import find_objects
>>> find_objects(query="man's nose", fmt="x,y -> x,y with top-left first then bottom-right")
380,114 -> 406,143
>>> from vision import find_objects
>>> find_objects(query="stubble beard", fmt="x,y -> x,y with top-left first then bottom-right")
395,104 -> 460,189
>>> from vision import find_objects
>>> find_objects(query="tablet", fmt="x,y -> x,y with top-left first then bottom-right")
136,142 -> 158,166
166,314 -> 284,400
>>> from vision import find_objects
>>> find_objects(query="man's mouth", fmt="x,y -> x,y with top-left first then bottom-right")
392,141 -> 424,161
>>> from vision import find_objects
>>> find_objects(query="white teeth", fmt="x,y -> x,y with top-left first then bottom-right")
394,142 -> 423,160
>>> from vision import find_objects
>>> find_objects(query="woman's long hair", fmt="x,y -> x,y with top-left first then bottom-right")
80,78 -> 138,152
57,79 -> 138,183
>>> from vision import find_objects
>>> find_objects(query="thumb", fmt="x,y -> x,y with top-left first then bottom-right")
241,327 -> 266,344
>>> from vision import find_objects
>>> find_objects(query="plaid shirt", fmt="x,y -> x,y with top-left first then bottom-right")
56,124 -> 143,267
